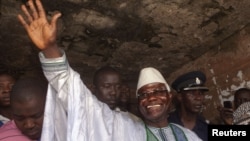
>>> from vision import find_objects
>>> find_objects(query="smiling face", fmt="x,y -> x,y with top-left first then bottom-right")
137,82 -> 172,127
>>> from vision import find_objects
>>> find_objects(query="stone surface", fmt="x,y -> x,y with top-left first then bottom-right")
1,0 -> 250,122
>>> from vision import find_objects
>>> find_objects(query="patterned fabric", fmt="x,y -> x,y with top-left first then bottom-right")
146,123 -> 188,141
145,125 -> 159,141
233,101 -> 250,125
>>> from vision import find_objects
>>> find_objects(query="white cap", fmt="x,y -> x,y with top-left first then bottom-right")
136,67 -> 170,96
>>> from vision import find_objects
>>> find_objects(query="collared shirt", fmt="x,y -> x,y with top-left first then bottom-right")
39,51 -> 203,141
168,110 -> 208,141
148,125 -> 174,141
147,123 -> 194,141
0,114 -> 10,127
0,120 -> 33,141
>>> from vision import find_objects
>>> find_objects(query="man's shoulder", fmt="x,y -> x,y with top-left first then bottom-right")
119,111 -> 143,122
0,120 -> 15,131
0,120 -> 31,141
170,123 -> 203,141
0,114 -> 10,124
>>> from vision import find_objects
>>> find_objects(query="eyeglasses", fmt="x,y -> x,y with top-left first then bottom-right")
137,90 -> 168,100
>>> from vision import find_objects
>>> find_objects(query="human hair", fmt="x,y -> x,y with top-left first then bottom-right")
10,77 -> 48,104
93,66 -> 121,86
234,88 -> 250,98
0,70 -> 19,81
234,87 -> 250,109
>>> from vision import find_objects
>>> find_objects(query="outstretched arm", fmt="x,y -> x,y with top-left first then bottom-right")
17,0 -> 62,58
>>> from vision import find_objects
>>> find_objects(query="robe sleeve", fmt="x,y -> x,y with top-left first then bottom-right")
39,51 -> 146,141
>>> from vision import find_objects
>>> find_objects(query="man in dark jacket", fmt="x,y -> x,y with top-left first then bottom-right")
168,71 -> 209,141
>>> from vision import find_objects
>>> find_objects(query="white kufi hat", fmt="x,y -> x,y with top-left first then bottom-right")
136,67 -> 170,97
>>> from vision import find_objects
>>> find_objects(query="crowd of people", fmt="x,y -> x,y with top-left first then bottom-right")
0,77 -> 47,141
217,87 -> 250,125
0,0 -> 250,141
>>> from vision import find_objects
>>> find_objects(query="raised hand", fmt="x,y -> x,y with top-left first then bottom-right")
17,0 -> 62,57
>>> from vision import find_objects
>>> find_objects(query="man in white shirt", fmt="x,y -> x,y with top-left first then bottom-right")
17,0 -> 203,141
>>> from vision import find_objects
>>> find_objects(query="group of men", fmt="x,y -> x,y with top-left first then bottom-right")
0,70 -> 48,141
0,0 -> 249,141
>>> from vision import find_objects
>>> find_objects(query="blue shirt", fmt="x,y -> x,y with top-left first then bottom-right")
0,121 -> 3,127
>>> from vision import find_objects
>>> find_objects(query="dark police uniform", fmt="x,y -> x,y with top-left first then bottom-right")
168,71 -> 209,141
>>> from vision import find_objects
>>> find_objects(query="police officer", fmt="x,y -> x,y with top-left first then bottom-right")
168,71 -> 209,141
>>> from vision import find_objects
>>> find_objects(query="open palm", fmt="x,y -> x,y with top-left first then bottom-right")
17,0 -> 61,50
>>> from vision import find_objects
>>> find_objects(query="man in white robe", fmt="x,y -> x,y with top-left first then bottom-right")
17,0 -> 203,141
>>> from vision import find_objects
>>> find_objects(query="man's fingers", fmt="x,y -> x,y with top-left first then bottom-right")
35,0 -> 46,18
51,12 -> 62,29
17,15 -> 30,31
27,0 -> 38,20
21,4 -> 33,23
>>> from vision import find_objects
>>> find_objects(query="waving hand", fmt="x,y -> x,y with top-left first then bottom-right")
17,0 -> 62,57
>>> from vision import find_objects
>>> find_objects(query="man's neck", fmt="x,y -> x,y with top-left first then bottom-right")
179,109 -> 197,129
144,117 -> 169,128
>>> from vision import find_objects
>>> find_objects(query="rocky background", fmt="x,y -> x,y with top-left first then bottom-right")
1,0 -> 250,123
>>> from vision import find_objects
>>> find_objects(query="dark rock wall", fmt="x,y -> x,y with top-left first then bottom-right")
168,25 -> 250,124
1,0 -> 250,123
